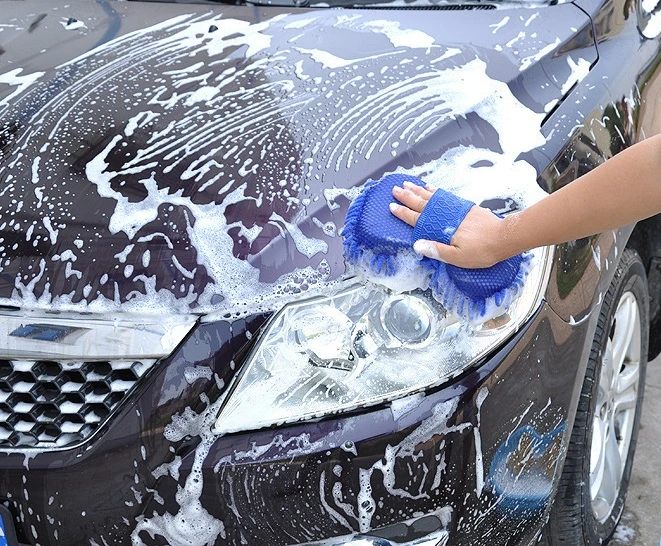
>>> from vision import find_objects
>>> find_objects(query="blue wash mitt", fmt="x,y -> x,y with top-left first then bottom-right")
342,173 -> 532,322
343,174 -> 425,277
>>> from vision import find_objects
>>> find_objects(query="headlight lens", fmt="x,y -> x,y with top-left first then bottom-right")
215,247 -> 553,435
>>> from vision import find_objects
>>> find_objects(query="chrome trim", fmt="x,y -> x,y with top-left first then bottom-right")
297,529 -> 449,546
0,308 -> 198,360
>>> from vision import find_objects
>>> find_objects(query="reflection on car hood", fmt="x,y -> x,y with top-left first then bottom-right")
0,0 -> 596,316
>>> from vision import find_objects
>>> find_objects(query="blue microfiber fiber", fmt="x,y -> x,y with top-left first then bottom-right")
342,174 -> 532,323
412,187 -> 531,320
342,173 -> 426,278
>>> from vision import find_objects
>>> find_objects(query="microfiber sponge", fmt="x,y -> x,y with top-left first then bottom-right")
412,187 -> 531,320
342,174 -> 532,323
342,174 -> 429,284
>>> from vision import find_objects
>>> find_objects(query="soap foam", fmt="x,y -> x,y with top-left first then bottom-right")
0,12 -> 548,325
347,248 -> 431,294
132,394 -> 227,546
0,12 -> 558,542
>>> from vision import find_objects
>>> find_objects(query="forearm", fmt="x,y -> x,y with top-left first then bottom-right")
501,134 -> 661,258
391,134 -> 661,269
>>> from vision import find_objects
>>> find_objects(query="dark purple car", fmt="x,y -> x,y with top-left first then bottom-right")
0,0 -> 660,544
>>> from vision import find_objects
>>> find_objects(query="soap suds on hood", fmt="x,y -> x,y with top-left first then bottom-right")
0,10 -> 548,324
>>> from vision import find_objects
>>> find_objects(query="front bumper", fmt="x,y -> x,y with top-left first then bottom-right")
302,532 -> 449,545
299,514 -> 450,545
0,301 -> 591,546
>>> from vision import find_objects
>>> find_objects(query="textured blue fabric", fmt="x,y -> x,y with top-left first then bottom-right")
342,173 -> 424,276
342,174 -> 531,322
412,187 -> 527,309
412,188 -> 474,245
446,257 -> 524,300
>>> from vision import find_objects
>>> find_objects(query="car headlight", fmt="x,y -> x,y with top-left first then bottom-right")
214,247 -> 553,435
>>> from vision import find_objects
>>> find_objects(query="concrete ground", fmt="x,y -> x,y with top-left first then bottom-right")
610,354 -> 661,546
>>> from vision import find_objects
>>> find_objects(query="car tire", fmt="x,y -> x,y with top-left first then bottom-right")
544,248 -> 649,545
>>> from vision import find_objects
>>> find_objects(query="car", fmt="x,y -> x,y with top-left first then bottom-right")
0,0 -> 660,544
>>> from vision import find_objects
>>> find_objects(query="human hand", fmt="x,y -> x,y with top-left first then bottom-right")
389,181 -> 512,269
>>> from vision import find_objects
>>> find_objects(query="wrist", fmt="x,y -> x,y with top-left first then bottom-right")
495,213 -> 524,263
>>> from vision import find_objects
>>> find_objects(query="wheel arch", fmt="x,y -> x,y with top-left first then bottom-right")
625,215 -> 661,359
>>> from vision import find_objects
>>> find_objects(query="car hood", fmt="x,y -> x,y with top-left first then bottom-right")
0,0 -> 596,317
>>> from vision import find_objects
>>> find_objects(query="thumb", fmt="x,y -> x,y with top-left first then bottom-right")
413,239 -> 457,264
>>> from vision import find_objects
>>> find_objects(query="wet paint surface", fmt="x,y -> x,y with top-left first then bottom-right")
0,0 -> 658,545
131,305 -> 576,546
0,2 -> 594,320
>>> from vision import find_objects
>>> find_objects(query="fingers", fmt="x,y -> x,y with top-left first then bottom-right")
392,182 -> 433,213
389,202 -> 420,227
389,181 -> 435,227
403,181 -> 435,200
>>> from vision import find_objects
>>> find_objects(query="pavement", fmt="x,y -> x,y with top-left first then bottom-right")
610,354 -> 661,546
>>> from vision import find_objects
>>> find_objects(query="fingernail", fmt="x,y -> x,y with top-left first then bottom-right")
392,186 -> 403,194
403,181 -> 416,189
389,203 -> 399,213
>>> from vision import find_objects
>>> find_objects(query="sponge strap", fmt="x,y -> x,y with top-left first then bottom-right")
411,188 -> 475,245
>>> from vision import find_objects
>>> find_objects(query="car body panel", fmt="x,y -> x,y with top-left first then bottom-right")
0,302 -> 587,546
0,0 -> 659,545
0,0 -> 594,316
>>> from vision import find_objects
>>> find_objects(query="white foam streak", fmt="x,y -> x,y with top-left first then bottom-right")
561,56 -> 591,95
519,37 -> 561,72
490,16 -> 510,34
284,17 -> 317,29
328,398 -> 467,533
296,47 -> 398,69
269,212 -> 329,258
132,395 -> 227,546
362,20 -> 435,49
473,388 -> 488,496
0,68 -> 44,116
642,0 -> 661,12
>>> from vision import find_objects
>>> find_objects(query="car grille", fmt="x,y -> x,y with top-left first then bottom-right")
0,358 -> 157,449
